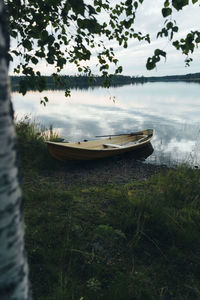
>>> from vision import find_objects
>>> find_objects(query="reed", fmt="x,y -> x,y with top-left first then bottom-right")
15,115 -> 61,171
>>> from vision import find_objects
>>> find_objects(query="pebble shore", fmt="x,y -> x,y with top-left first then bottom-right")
43,153 -> 168,187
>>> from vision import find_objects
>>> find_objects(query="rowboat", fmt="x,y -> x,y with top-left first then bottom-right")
47,129 -> 154,161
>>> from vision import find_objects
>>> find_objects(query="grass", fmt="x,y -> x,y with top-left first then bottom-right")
15,115 -> 62,171
23,169 -> 200,300
16,117 -> 200,300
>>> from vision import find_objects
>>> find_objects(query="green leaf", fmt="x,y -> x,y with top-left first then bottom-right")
8,53 -> 13,62
125,0 -> 132,5
146,58 -> 156,70
195,36 -> 200,43
48,35 -> 55,45
47,56 -> 54,64
164,0 -> 170,7
173,26 -> 179,32
22,39 -> 32,51
35,51 -> 45,58
57,57 -> 66,68
31,57 -> 39,64
40,96 -> 49,106
40,100 -> 46,106
124,41 -> 128,48
134,1 -> 138,9
173,40 -> 180,49
10,30 -> 17,38
154,49 -> 166,58
11,50 -> 20,56
115,66 -> 123,73
166,22 -> 173,29
162,7 -> 172,17
172,0 -> 189,10
41,30 -> 48,42
65,88 -> 71,97
68,0 -> 85,16
88,5 -> 97,15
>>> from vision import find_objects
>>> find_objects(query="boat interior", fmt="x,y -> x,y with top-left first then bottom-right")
48,129 -> 153,150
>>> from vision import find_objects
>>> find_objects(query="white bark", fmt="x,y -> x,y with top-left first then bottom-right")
0,1 -> 31,299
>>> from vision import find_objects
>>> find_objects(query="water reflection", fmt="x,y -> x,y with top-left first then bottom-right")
12,82 -> 200,167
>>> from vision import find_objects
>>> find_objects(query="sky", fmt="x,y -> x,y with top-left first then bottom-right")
120,0 -> 200,76
10,0 -> 200,77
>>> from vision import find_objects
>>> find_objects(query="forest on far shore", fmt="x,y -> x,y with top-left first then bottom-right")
11,72 -> 200,92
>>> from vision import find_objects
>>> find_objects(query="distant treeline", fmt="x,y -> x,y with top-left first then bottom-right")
146,72 -> 200,82
10,75 -> 147,91
11,72 -> 200,92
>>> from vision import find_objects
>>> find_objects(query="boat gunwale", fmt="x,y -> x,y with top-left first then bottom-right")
46,129 -> 154,152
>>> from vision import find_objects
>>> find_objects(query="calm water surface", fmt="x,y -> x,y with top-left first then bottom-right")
12,82 -> 200,167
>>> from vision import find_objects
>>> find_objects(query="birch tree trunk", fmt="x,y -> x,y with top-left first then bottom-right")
0,1 -> 31,299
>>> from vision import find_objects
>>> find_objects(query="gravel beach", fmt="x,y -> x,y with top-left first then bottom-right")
40,144 -> 168,187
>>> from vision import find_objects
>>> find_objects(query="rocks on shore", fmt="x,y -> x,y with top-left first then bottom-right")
42,153 -> 168,187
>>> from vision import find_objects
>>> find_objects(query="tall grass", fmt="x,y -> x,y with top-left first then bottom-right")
15,115 -> 61,171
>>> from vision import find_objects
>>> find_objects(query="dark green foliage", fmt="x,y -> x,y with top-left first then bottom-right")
162,7 -> 172,17
6,0 -> 149,94
172,0 -> 189,10
151,0 -> 200,69
23,165 -> 200,300
146,49 -> 166,70
172,31 -> 200,66
7,0 -> 199,92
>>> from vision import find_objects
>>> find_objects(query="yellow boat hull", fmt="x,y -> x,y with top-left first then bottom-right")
47,129 -> 154,161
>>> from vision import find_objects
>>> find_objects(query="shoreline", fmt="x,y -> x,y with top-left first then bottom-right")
37,155 -> 169,187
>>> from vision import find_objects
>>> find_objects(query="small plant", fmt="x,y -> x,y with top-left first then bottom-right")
86,277 -> 101,292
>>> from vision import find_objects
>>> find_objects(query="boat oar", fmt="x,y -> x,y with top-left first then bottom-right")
95,132 -> 144,138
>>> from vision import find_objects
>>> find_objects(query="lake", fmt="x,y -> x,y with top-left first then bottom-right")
12,81 -> 200,167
